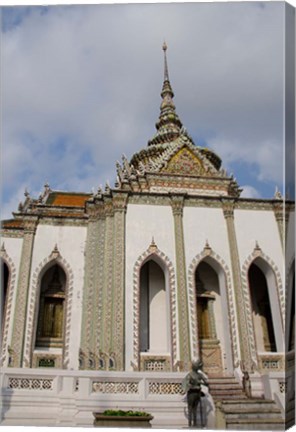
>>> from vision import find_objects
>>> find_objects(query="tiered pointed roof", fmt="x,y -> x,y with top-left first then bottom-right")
118,43 -> 241,197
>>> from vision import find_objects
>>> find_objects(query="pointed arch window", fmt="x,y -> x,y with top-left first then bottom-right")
1,260 -> 9,336
194,258 -> 234,375
36,264 -> 66,348
139,259 -> 169,354
248,262 -> 277,352
195,268 -> 216,340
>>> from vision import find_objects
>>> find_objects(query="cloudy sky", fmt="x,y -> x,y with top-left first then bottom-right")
1,2 -> 287,219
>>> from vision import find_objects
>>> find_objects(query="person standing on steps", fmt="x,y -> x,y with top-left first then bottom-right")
182,359 -> 209,427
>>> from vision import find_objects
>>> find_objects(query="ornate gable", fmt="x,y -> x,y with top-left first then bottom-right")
161,146 -> 204,176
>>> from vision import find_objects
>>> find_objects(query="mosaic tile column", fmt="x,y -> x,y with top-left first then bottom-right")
101,197 -> 115,359
80,202 -> 105,369
110,192 -> 128,371
171,196 -> 191,370
11,216 -> 38,367
222,201 -> 253,371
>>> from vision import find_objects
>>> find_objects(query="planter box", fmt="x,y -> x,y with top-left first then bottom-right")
93,413 -> 153,428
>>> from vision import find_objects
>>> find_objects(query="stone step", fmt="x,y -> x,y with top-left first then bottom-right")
211,389 -> 247,399
221,399 -> 277,408
223,403 -> 281,413
226,418 -> 284,430
208,377 -> 239,383
209,383 -> 244,390
224,408 -> 282,420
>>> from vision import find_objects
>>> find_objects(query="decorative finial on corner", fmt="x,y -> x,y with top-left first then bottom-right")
274,186 -> 282,200
1,242 -> 6,253
255,241 -> 261,250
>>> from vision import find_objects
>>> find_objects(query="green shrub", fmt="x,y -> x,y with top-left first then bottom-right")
102,410 -> 151,417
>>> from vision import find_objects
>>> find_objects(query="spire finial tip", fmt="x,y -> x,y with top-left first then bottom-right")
162,41 -> 167,51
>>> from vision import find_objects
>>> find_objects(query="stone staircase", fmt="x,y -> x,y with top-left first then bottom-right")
208,376 -> 284,430
208,376 -> 247,400
220,400 -> 284,430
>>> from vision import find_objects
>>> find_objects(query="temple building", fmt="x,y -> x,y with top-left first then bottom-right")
0,44 -> 294,428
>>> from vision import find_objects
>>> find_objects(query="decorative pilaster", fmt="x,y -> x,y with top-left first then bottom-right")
11,216 -> 38,367
170,195 -> 191,370
273,201 -> 288,249
110,192 -> 128,371
222,200 -> 253,371
101,197 -> 114,358
80,202 -> 105,369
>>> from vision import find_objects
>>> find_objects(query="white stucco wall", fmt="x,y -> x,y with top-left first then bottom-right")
26,224 -> 87,369
183,207 -> 232,268
125,204 -> 176,370
234,209 -> 283,273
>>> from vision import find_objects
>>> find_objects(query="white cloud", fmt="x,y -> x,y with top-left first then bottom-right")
240,185 -> 261,199
1,2 -> 285,216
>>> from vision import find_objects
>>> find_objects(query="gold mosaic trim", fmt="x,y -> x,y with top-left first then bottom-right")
171,196 -> 191,369
10,219 -> 37,367
111,209 -> 126,370
0,246 -> 17,367
80,218 -> 103,365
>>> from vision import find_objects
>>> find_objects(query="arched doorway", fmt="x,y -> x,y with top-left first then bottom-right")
35,264 -> 66,349
139,258 -> 171,370
248,258 -> 281,353
1,260 -> 9,336
195,259 -> 233,376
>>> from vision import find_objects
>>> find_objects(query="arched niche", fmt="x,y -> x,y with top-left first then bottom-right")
1,260 -> 9,334
35,263 -> 67,349
248,257 -> 283,353
139,256 -> 170,355
194,256 -> 233,375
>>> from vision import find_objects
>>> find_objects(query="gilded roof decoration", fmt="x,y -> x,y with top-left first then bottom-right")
161,147 -> 204,176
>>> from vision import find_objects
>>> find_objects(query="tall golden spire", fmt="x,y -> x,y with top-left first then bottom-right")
163,41 -> 169,82
148,43 -> 183,146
